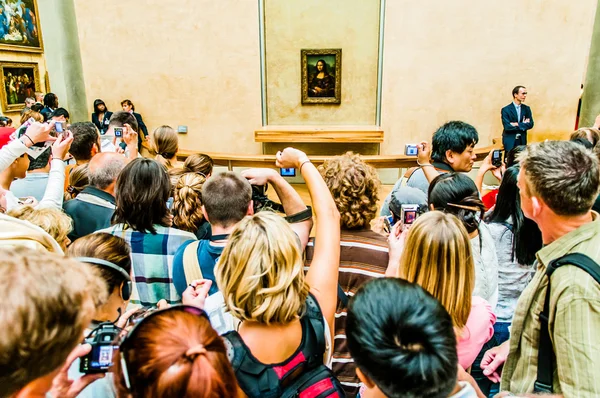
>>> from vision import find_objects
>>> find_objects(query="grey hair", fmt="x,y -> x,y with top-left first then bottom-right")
89,156 -> 127,190
519,141 -> 600,216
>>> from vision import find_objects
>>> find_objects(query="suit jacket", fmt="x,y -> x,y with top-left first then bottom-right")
501,103 -> 534,135
91,111 -> 113,134
133,112 -> 148,150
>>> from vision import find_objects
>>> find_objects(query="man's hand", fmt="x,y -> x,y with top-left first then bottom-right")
122,123 -> 138,148
523,118 -> 531,123
23,121 -> 56,146
491,164 -> 505,181
49,344 -> 105,398
276,148 -> 309,169
416,141 -> 431,165
182,279 -> 212,309
51,131 -> 74,161
510,122 -> 519,127
480,149 -> 496,173
241,168 -> 278,186
481,341 -> 510,383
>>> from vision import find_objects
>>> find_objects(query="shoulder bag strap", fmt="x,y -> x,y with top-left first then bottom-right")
183,241 -> 203,285
535,253 -> 600,393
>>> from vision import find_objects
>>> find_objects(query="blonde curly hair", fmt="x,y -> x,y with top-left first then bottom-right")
318,152 -> 380,229
8,205 -> 73,249
172,172 -> 207,233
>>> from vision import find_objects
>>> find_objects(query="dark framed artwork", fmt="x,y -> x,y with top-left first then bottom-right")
0,0 -> 43,52
301,48 -> 342,104
0,61 -> 40,112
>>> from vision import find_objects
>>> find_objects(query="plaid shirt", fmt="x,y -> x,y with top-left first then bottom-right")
501,213 -> 600,397
97,224 -> 197,306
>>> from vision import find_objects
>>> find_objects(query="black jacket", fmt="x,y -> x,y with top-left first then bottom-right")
92,111 -> 113,134
63,186 -> 116,241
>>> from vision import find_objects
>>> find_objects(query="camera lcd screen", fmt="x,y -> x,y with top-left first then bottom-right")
91,344 -> 118,369
405,144 -> 418,156
280,168 -> 296,177
403,211 -> 417,225
55,122 -> 63,133
114,127 -> 123,137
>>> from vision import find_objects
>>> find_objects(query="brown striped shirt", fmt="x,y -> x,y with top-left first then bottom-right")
305,229 -> 389,398
501,213 -> 600,397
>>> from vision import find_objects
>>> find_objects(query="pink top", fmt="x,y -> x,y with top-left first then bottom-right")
457,296 -> 496,369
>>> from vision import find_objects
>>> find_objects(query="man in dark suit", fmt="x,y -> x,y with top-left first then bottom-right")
501,86 -> 534,152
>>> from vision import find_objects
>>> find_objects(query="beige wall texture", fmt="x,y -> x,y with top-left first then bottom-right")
381,0 -> 598,154
73,0 -> 262,154
265,0 -> 380,125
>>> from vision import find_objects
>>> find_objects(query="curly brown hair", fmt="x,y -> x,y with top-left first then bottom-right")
318,152 -> 380,229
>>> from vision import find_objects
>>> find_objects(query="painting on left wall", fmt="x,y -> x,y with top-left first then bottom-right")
0,61 -> 40,112
0,0 -> 43,52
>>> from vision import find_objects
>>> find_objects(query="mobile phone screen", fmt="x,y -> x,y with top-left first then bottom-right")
280,168 -> 296,177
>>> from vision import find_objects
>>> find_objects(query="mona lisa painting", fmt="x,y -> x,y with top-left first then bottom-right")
301,48 -> 341,104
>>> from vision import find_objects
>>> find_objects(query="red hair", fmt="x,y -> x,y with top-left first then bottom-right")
113,310 -> 239,397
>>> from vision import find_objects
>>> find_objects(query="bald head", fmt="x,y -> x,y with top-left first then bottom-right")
88,153 -> 127,192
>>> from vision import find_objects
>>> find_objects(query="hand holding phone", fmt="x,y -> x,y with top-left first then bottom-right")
491,150 -> 503,168
280,168 -> 296,177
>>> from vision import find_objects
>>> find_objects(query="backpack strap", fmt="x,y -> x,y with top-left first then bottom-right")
337,284 -> 349,308
223,331 -> 277,397
183,241 -> 203,284
535,253 -> 600,393
400,167 -> 419,187
304,293 -> 326,359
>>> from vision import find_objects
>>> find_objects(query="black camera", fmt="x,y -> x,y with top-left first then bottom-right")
79,322 -> 120,374
251,184 -> 284,213
491,149 -> 503,168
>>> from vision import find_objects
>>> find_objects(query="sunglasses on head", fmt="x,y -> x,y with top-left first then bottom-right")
119,305 -> 209,390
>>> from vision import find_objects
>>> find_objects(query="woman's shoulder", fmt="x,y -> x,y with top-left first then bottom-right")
466,296 -> 496,336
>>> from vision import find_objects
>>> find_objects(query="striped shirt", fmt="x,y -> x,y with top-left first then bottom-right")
501,213 -> 600,397
97,224 -> 197,306
305,229 -> 389,398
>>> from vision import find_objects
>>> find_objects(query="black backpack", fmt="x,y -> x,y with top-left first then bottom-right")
534,253 -> 600,393
223,294 -> 346,398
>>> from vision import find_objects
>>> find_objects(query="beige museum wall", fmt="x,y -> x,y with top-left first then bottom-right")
381,0 -> 598,155
73,0 -> 262,154
265,0 -> 380,125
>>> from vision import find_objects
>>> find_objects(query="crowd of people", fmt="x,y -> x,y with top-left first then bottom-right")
0,91 -> 599,398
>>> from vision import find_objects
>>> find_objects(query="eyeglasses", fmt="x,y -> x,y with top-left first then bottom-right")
119,305 -> 209,390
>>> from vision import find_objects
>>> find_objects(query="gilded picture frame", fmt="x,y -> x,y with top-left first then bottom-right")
301,48 -> 342,104
0,61 -> 40,112
0,0 -> 44,53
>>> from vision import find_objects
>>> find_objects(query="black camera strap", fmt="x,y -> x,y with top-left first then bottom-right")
285,206 -> 313,224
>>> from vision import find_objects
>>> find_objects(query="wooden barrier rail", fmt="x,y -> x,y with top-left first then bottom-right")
176,141 -> 501,171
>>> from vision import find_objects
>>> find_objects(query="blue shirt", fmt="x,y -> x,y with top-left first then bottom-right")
172,239 -> 225,297
513,102 -> 521,122
10,172 -> 49,202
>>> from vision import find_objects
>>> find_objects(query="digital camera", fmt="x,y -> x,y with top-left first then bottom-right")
491,149 -> 503,168
400,204 -> 428,226
79,323 -> 120,374
405,144 -> 418,156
